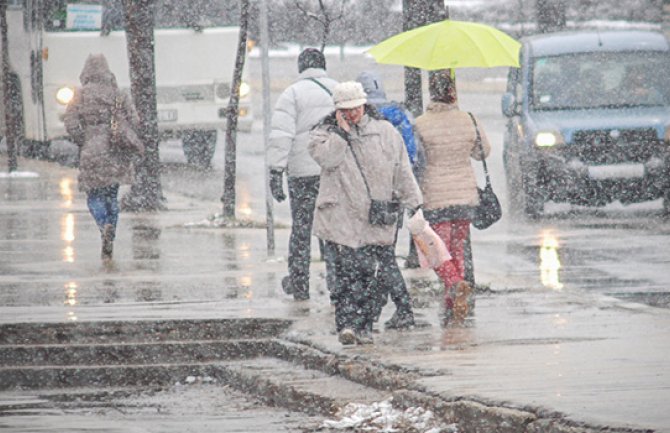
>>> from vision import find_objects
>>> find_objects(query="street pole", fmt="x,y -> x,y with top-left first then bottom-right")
1,0 -> 18,172
260,0 -> 275,256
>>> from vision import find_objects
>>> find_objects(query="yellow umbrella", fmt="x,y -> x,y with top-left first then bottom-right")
368,19 -> 521,70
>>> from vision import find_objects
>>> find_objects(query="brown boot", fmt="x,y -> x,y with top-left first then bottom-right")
101,224 -> 114,260
453,281 -> 472,323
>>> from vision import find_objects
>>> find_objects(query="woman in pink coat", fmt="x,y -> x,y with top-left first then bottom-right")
414,71 -> 491,325
64,54 -> 142,262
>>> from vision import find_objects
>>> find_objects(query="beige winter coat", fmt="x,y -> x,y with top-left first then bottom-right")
64,54 -> 142,192
309,112 -> 422,249
415,102 -> 491,209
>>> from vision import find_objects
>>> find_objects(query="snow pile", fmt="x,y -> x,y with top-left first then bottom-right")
175,375 -> 217,386
183,213 -> 265,229
322,399 -> 457,433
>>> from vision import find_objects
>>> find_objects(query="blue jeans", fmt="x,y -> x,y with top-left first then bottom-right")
86,184 -> 120,240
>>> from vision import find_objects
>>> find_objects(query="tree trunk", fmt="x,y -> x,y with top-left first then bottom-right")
1,3 -> 18,172
402,0 -> 447,117
427,1 -> 449,104
121,0 -> 165,211
536,0 -> 566,33
320,19 -> 329,52
402,0 -> 422,117
663,0 -> 670,38
221,0 -> 250,219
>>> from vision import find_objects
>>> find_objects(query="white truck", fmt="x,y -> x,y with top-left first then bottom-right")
1,0 -> 252,168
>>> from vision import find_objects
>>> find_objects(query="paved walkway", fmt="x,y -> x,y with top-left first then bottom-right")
1,157 -> 669,432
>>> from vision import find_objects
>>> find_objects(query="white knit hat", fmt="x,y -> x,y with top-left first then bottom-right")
333,81 -> 367,109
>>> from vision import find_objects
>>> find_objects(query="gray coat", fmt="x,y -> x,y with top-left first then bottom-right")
309,112 -> 422,249
267,68 -> 337,178
64,54 -> 141,192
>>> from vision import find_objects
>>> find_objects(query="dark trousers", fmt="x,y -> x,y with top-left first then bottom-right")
86,184 -> 120,240
375,240 -> 413,319
327,241 -> 391,333
321,238 -> 338,293
373,212 -> 413,319
287,176 -> 320,296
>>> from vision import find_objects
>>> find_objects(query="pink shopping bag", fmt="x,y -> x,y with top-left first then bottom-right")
408,210 -> 451,269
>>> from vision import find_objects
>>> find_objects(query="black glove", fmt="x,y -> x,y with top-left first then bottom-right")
270,169 -> 286,202
329,124 -> 350,142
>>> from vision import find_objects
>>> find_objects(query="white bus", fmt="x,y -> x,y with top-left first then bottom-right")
1,0 -> 252,167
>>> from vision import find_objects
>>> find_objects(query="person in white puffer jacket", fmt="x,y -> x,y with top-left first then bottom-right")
267,48 -> 338,301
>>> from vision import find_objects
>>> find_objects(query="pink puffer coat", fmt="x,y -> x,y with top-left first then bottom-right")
64,54 -> 141,192
415,102 -> 491,209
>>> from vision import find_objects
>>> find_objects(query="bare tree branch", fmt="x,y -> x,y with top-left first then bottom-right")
293,0 -> 348,50
294,0 -> 322,23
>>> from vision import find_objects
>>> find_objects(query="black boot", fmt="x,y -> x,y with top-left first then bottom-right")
101,224 -> 114,260
281,275 -> 294,294
404,237 -> 420,269
384,308 -> 415,329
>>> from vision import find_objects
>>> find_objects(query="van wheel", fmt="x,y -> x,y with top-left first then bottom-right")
503,143 -> 525,216
506,173 -> 526,217
504,162 -> 523,214
524,185 -> 545,218
522,169 -> 545,218
182,130 -> 216,168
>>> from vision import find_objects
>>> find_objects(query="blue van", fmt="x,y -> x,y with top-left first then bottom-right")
501,30 -> 670,217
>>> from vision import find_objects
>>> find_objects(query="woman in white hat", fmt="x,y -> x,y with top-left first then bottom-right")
309,81 -> 422,345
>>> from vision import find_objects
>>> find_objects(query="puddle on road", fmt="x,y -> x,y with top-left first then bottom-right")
0,274 -> 280,307
608,291 -> 670,308
508,227 -> 669,310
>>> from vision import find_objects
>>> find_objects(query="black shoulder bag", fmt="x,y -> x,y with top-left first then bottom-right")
467,112 -> 502,230
348,144 -> 400,226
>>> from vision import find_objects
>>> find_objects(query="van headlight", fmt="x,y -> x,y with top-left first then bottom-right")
239,82 -> 250,99
56,86 -> 75,105
535,131 -> 563,147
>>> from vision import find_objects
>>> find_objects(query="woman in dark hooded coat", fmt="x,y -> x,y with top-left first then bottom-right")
64,53 -> 143,261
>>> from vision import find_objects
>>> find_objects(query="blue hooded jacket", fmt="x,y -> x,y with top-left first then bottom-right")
356,71 -> 417,165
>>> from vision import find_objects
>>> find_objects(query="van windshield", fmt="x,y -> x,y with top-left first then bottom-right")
530,51 -> 670,111
43,0 -> 237,32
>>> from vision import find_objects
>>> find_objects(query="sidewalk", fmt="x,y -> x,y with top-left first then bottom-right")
1,157 -> 669,433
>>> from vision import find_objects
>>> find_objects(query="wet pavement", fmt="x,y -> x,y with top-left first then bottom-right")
2,155 -> 669,433
2,56 -> 670,432
0,386 -> 327,432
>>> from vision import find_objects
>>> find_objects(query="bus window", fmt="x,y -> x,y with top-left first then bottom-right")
43,0 -> 66,30
42,0 -> 122,32
100,0 -> 124,34
41,0 -> 239,32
